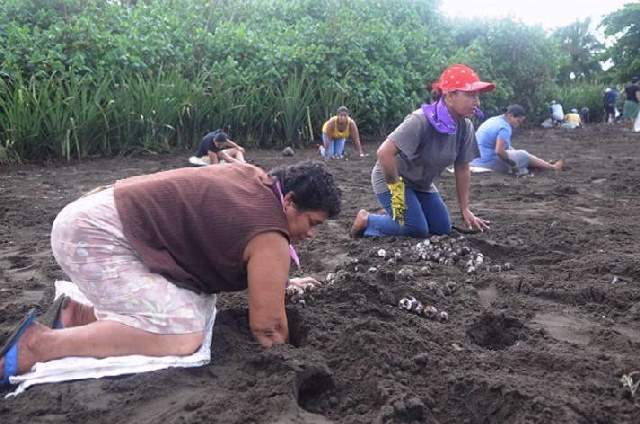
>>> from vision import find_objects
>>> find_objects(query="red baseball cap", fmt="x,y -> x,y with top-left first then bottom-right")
432,64 -> 495,94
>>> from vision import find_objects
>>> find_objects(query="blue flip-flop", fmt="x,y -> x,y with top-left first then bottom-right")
1,308 -> 37,385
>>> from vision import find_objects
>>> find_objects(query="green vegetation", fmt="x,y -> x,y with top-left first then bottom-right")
0,0 -> 637,162
601,3 -> 640,83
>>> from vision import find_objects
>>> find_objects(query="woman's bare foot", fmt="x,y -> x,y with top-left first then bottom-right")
0,321 -> 49,379
350,209 -> 369,238
553,159 -> 565,172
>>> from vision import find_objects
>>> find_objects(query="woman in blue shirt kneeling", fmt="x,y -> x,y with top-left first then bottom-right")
471,105 -> 564,175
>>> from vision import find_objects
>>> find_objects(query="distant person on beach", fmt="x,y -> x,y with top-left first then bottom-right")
579,107 -> 589,125
0,161 -> 340,384
470,104 -> 565,175
192,130 -> 246,165
350,64 -> 492,239
603,88 -> 619,124
550,100 -> 565,126
622,77 -> 640,126
563,108 -> 582,129
321,106 -> 365,159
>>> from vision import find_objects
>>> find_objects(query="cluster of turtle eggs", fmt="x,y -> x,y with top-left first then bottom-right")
376,248 -> 403,261
464,253 -> 485,274
398,296 -> 449,322
286,284 -> 313,306
413,236 -> 474,266
412,236 -> 512,274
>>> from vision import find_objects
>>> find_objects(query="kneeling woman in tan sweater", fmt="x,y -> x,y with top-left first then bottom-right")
1,161 -> 340,384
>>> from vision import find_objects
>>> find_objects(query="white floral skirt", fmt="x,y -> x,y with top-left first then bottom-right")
51,187 -> 214,334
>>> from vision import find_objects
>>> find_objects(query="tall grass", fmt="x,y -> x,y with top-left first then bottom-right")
0,70 -> 347,161
0,72 -> 215,161
0,74 -> 132,161
276,71 -> 316,147
0,76 -> 54,161
109,73 -> 185,154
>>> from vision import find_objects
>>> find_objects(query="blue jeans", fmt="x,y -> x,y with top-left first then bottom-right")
364,188 -> 451,238
322,133 -> 346,158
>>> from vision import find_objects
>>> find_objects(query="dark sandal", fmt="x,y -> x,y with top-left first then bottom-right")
39,295 -> 70,329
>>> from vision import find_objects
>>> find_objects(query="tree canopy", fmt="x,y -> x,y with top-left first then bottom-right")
553,18 -> 604,82
601,2 -> 640,82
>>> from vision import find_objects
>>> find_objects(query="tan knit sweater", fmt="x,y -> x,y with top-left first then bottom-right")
114,164 -> 289,294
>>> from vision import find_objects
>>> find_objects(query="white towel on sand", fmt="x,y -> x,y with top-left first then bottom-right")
6,281 -> 217,398
446,166 -> 493,174
188,156 -> 209,166
188,156 -> 227,166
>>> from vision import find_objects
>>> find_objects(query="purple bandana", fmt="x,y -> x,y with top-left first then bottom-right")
274,180 -> 301,268
422,101 -> 486,135
421,99 -> 457,134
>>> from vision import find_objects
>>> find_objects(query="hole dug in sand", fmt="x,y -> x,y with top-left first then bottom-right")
449,378 -> 529,423
295,363 -> 335,415
466,311 -> 524,350
287,308 -> 310,348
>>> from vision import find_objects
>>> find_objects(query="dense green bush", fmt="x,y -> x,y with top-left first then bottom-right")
447,18 -> 564,122
0,0 -> 627,162
1,0 -> 454,160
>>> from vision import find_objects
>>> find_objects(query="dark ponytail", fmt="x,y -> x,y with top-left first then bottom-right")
430,87 -> 443,102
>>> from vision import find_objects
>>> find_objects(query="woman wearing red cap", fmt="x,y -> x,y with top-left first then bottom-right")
351,64 -> 492,238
